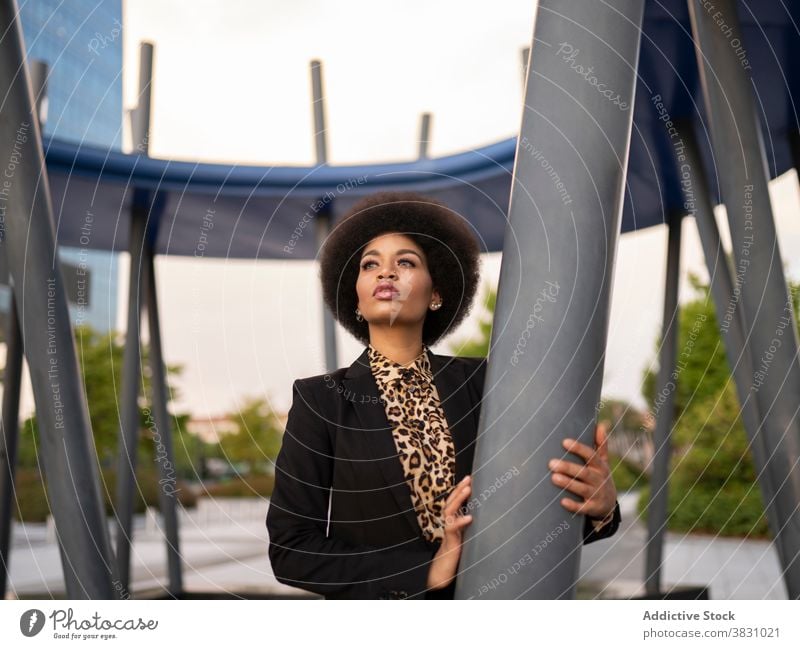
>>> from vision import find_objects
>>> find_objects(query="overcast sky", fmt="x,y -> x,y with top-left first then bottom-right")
21,0 -> 799,422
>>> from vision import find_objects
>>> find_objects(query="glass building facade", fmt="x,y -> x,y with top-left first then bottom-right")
3,0 -> 124,335
19,0 -> 124,149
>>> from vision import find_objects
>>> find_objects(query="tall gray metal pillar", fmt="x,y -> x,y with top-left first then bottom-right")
678,123 -> 785,564
520,46 -> 530,86
0,58 -> 47,598
0,260 -> 22,598
644,212 -> 682,594
143,236 -> 183,594
455,0 -> 645,599
0,0 -> 115,598
418,113 -> 432,159
310,59 -> 338,372
114,205 -> 147,591
689,0 -> 800,598
114,42 -> 154,591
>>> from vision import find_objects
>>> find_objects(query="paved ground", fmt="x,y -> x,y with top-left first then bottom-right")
4,492 -> 787,599
580,492 -> 787,599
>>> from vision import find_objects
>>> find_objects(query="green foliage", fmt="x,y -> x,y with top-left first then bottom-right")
12,466 -> 197,523
5,323 -> 200,520
449,282 -> 494,357
642,273 -> 729,417
609,454 -> 648,492
639,275 -> 800,537
218,397 -> 283,474
201,473 -> 274,499
10,469 -> 51,522
599,398 -> 649,433
13,324 -> 191,470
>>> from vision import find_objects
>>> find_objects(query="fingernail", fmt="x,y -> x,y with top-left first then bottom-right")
563,438 -> 574,445
548,459 -> 557,470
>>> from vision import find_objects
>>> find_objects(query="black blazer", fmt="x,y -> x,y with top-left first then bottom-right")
266,346 -> 621,599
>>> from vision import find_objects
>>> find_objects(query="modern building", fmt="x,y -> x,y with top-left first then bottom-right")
1,0 -> 123,336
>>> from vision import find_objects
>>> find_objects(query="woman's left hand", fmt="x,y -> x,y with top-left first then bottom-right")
548,422 -> 617,519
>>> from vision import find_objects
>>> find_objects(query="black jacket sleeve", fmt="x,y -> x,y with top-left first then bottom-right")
583,500 -> 622,544
266,379 -> 435,599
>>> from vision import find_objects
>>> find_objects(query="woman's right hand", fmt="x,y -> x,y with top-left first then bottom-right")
426,475 -> 473,590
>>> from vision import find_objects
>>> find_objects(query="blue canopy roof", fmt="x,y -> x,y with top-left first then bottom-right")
44,0 -> 799,259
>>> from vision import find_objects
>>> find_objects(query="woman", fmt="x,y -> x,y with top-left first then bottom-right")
266,191 -> 620,599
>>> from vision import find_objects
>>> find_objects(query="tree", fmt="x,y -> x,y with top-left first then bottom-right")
449,282 -> 495,357
638,274 -> 800,537
218,397 -> 283,475
14,323 -> 191,470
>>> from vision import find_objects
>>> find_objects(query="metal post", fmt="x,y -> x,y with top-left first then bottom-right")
132,43 -> 153,153
0,58 -> 47,599
644,211 -> 682,594
143,237 -> 183,594
114,42 -> 154,591
113,205 -> 147,591
418,113 -> 432,159
310,59 -> 338,372
0,0 -> 115,598
677,122 -> 785,563
689,0 -> 800,598
454,0 -> 645,599
521,46 -> 530,86
0,267 -> 22,597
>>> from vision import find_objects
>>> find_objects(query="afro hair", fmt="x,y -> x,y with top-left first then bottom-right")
319,190 -> 482,347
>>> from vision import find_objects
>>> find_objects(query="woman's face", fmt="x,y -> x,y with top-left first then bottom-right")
355,232 -> 440,334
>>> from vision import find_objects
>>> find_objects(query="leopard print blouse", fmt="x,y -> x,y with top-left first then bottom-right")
367,343 -> 456,544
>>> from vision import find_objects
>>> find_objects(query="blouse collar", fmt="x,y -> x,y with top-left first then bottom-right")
367,343 -> 433,388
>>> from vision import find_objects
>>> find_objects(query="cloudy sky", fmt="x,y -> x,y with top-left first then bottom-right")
20,0 -> 799,422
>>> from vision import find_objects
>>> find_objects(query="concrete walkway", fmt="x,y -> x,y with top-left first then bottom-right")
580,492 -> 787,599
4,492 -> 788,599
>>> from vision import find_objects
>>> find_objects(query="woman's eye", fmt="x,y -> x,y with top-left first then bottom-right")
361,258 -> 414,270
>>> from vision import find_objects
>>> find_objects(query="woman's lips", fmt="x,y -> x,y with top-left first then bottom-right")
373,288 -> 400,300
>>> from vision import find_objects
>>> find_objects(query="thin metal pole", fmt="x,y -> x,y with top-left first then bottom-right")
133,43 -> 153,152
455,0 -> 645,599
0,0 -> 115,598
644,212 -> 682,595
114,42 -> 154,591
418,113 -> 432,159
113,206 -> 147,591
143,238 -> 183,594
310,59 -> 338,372
0,58 -> 46,599
521,46 -> 530,87
0,276 -> 22,597
689,0 -> 800,598
677,122 -> 785,563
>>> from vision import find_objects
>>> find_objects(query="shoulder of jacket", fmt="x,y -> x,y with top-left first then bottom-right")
450,355 -> 487,371
294,367 -> 348,392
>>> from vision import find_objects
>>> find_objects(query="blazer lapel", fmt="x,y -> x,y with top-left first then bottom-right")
427,351 -> 475,484
341,346 -> 477,539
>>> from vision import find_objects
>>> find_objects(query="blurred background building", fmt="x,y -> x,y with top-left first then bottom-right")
0,0 -> 122,337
